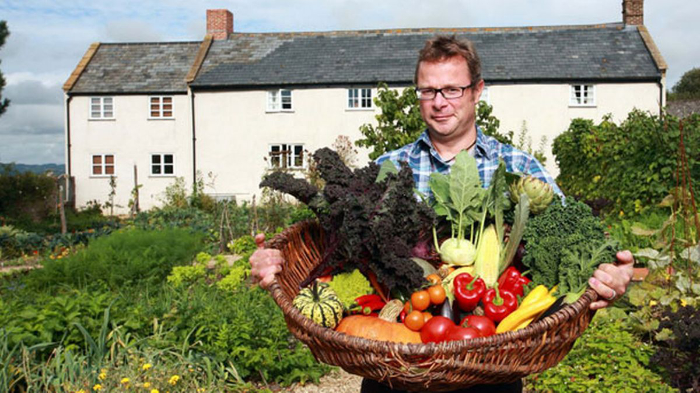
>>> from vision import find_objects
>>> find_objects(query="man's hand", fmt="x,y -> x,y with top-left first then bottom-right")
249,233 -> 284,289
588,250 -> 635,310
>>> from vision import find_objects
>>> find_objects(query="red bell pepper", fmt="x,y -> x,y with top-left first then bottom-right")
497,266 -> 531,298
483,283 -> 517,322
453,273 -> 486,312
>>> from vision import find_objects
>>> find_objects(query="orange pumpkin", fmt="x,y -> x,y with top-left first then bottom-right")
335,299 -> 422,344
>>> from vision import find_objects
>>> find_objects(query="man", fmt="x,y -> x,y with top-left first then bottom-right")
251,35 -> 634,392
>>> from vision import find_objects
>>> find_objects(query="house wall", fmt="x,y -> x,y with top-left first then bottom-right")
486,82 -> 662,177
68,94 -> 193,213
194,87 -> 375,201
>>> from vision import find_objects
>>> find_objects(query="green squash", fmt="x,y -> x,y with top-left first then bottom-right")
293,281 -> 344,329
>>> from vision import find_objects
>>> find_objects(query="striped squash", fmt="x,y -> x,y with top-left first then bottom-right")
293,281 -> 344,329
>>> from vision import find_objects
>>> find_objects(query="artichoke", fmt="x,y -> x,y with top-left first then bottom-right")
509,176 -> 554,214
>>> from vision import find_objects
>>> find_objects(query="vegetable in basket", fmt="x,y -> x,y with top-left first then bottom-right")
336,299 -> 421,344
292,281 -> 344,329
260,148 -> 437,297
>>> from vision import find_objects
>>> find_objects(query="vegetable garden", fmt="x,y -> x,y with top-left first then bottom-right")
0,109 -> 698,392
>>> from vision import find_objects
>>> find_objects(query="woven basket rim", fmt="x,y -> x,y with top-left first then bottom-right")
267,220 -> 598,356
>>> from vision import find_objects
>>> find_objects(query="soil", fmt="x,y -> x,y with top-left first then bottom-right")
288,369 -> 362,393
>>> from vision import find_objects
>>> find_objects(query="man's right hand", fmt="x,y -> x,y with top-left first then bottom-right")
250,233 -> 284,289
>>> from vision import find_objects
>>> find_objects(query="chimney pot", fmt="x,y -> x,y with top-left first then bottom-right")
207,9 -> 233,40
622,0 -> 644,25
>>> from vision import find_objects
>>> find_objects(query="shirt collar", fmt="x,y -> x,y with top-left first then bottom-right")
415,126 -> 492,160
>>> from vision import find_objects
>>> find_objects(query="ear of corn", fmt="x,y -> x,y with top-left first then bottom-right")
474,224 -> 501,287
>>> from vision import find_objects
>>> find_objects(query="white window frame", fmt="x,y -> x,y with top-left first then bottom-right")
347,88 -> 373,109
150,153 -> 175,176
89,97 -> 114,119
569,84 -> 596,107
268,144 -> 305,169
91,154 -> 115,177
267,89 -> 293,112
148,96 -> 174,119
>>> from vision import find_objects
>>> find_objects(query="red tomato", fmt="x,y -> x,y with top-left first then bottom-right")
460,315 -> 497,337
420,316 -> 455,343
445,326 -> 482,342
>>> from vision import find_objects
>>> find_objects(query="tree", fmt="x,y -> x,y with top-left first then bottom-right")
669,67 -> 700,101
356,83 -> 510,159
0,21 -> 9,117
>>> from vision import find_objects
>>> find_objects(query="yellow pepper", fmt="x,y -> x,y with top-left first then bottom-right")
496,285 -> 557,333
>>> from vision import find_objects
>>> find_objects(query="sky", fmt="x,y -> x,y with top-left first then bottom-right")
0,0 -> 698,165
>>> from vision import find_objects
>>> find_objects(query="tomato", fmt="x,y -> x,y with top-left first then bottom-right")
404,310 -> 425,331
411,290 -> 431,311
460,315 -> 497,337
445,326 -> 482,342
426,274 -> 441,285
404,300 -> 412,313
422,311 -> 433,324
420,316 -> 455,343
428,285 -> 447,305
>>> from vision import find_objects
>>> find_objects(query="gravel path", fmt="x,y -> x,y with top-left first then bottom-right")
288,369 -> 362,393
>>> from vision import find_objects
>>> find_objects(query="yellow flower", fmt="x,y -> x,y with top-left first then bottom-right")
142,363 -> 152,371
648,300 -> 657,307
681,299 -> 688,307
93,384 -> 103,391
98,371 -> 107,381
76,390 -> 87,393
150,390 -> 160,393
121,377 -> 130,385
197,388 -> 206,393
168,375 -> 180,385
143,382 -> 151,388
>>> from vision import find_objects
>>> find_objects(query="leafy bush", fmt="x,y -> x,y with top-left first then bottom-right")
526,310 -> 672,392
0,165 -> 56,224
553,111 -> 700,216
651,305 -> 700,391
132,207 -> 216,242
27,228 -> 203,289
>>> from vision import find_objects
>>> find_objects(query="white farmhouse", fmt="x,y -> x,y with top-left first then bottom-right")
64,0 -> 665,213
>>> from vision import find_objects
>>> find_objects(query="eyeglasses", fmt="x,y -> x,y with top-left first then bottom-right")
415,84 -> 473,100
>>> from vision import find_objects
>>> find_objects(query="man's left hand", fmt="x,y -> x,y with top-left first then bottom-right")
588,250 -> 635,310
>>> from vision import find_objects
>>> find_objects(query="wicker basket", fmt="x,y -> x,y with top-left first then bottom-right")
267,220 -> 597,392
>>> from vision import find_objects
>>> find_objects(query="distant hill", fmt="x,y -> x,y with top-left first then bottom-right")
1,163 -> 65,176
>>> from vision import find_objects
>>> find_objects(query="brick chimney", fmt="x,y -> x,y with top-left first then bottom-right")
206,9 -> 233,40
622,0 -> 644,25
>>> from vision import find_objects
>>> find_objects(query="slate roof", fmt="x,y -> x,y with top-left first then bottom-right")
67,23 -> 663,93
69,42 -> 201,94
191,23 -> 662,89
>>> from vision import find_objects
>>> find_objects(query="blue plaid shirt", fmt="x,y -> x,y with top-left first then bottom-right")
376,127 -> 563,200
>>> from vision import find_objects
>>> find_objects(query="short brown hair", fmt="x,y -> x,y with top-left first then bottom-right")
414,35 -> 482,85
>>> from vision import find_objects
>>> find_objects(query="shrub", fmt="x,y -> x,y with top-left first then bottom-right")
27,228 -> 203,289
651,305 -> 700,391
0,165 -> 56,224
553,111 -> 700,216
526,310 -> 672,392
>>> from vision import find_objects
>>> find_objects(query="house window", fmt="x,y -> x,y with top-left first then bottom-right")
269,144 -> 304,169
570,85 -> 595,106
267,90 -> 293,111
92,154 -> 114,176
151,154 -> 174,175
348,88 -> 372,109
90,97 -> 114,119
149,96 -> 173,118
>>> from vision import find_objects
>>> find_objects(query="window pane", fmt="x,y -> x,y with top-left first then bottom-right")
105,165 -> 114,175
151,111 -> 160,117
152,165 -> 161,174
93,166 -> 102,175
163,97 -> 172,103
163,111 -> 172,117
105,155 -> 114,164
91,98 -> 100,105
152,155 -> 161,164
164,155 -> 173,164
151,104 -> 160,110
163,103 -> 172,110
103,97 -> 113,105
150,97 -> 159,104
104,111 -> 113,118
164,164 -> 174,174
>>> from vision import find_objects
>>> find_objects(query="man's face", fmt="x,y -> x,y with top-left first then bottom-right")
416,56 -> 484,143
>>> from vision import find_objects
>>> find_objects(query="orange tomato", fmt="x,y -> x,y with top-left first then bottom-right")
428,285 -> 447,305
423,311 -> 433,324
426,274 -> 441,285
404,310 -> 425,331
411,290 -> 431,311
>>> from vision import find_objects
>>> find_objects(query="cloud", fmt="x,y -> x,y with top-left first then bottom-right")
0,132 -> 64,165
4,80 -> 63,105
0,103 -> 63,135
102,19 -> 163,42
